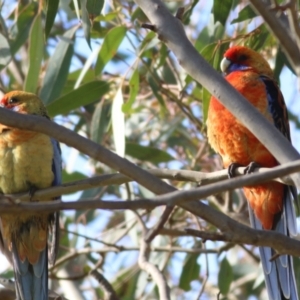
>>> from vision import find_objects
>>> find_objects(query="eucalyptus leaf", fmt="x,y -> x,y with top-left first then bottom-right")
24,14 -> 43,93
95,26 -> 127,75
112,88 -> 125,157
44,0 -> 59,39
0,33 -> 11,70
40,27 -> 77,105
80,0 -> 91,48
213,0 -> 232,26
47,81 -> 110,116
126,143 -> 174,164
218,257 -> 233,295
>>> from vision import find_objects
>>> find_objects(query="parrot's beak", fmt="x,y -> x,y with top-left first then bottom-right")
220,57 -> 231,74
0,97 -> 7,107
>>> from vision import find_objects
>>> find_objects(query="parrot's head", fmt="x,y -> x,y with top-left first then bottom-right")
221,46 -> 273,78
0,91 -> 48,117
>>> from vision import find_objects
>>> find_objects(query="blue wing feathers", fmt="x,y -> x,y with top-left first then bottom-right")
260,75 -> 291,142
51,138 -> 62,187
49,138 -> 61,267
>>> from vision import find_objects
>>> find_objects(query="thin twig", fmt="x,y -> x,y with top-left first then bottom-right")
90,270 -> 120,300
249,0 -> 300,78
284,0 -> 300,50
145,205 -> 174,242
137,213 -> 171,300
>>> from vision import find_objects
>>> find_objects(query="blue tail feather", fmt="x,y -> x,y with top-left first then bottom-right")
248,186 -> 298,300
12,239 -> 48,300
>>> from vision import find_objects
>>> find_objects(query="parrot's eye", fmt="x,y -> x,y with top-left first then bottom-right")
238,54 -> 248,61
8,97 -> 19,104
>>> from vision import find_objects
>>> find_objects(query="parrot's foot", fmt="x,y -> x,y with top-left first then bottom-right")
244,162 -> 260,174
28,186 -> 38,201
4,195 -> 17,204
228,163 -> 242,178
0,191 -> 17,204
270,252 -> 280,262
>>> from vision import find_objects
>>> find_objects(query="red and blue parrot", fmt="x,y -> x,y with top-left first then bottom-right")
0,91 -> 61,300
207,46 -> 298,299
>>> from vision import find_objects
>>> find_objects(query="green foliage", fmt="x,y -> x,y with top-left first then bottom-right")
179,252 -> 201,291
62,170 -> 87,183
10,3 -> 37,55
44,0 -> 59,39
218,257 -> 233,295
0,33 -> 11,70
24,14 -> 43,93
47,81 -> 110,116
213,0 -> 232,26
95,26 -> 127,75
90,100 -> 111,144
125,142 -> 175,164
122,69 -> 139,113
40,27 -> 77,104
231,5 -> 257,24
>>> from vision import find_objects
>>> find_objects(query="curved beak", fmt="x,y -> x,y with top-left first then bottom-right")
220,57 -> 231,73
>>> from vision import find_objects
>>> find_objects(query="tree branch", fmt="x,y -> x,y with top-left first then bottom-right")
0,158 -> 299,214
138,215 -> 171,300
185,225 -> 300,257
0,164 -> 293,205
250,0 -> 300,78
90,270 -> 120,300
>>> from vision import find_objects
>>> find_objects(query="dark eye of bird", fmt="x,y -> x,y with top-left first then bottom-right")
8,97 -> 18,104
238,54 -> 248,61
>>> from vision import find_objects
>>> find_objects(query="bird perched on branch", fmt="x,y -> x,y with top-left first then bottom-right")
0,91 -> 61,300
207,46 -> 298,300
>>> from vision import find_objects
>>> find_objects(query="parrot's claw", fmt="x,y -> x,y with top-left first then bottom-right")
5,195 -> 18,204
270,252 -> 280,262
228,163 -> 242,178
28,186 -> 38,201
244,162 -> 260,174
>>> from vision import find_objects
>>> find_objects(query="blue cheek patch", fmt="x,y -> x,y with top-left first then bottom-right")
11,106 -> 20,112
227,63 -> 250,73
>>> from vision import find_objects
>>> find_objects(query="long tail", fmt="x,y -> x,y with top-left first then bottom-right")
248,186 -> 298,300
12,240 -> 48,300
